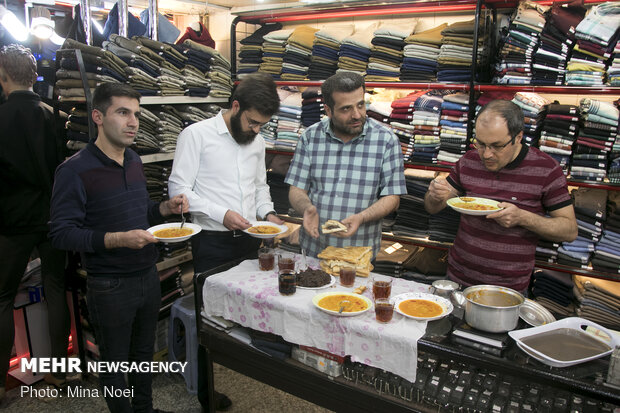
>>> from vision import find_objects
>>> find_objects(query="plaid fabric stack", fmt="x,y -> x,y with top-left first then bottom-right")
389,91 -> 427,163
539,103 -> 580,175
410,91 -> 445,165
511,92 -> 549,149
437,93 -> 470,167
567,2 -> 620,86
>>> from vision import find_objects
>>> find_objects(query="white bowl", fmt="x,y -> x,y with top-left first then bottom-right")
392,292 -> 453,321
446,197 -> 502,216
312,291 -> 372,317
243,221 -> 288,239
147,222 -> 201,243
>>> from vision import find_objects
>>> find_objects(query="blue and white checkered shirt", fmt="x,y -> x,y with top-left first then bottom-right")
285,116 -> 407,258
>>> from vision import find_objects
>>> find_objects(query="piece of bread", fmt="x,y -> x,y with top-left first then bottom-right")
318,246 -> 374,277
321,220 -> 347,234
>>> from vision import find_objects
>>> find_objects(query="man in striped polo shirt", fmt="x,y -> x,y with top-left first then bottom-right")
424,100 -> 577,292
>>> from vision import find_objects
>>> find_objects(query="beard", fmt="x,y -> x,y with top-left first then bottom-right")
230,111 -> 258,145
330,116 -> 365,138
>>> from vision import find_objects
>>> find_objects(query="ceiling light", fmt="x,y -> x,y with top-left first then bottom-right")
31,6 -> 54,39
0,5 -> 29,41
50,32 -> 65,45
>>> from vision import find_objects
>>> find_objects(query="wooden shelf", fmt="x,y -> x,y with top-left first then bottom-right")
156,251 -> 193,272
140,152 -> 175,164
140,96 -> 228,105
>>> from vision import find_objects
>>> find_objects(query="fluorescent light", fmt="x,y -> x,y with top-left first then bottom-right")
0,5 -> 29,41
91,18 -> 104,34
31,6 -> 54,39
50,32 -> 65,45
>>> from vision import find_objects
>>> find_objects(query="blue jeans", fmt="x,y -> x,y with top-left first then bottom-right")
87,267 -> 160,413
0,232 -> 69,387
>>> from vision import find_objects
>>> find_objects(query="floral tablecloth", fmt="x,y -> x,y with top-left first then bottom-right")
202,256 -> 431,382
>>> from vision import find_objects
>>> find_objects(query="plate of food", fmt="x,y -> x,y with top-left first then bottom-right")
296,269 -> 336,290
446,197 -> 503,216
312,291 -> 372,317
243,221 -> 288,239
147,222 -> 202,243
392,292 -> 453,321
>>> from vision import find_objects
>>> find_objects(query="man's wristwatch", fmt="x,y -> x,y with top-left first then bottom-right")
264,211 -> 277,220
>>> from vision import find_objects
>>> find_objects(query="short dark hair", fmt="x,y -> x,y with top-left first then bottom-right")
0,44 -> 37,87
92,83 -> 141,115
476,99 -> 524,141
321,72 -> 365,110
232,72 -> 279,117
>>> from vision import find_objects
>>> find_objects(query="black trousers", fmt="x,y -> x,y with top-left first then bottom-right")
191,230 -> 261,410
0,232 -> 69,386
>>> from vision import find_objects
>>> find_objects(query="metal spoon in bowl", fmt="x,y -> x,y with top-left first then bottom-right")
180,210 -> 186,229
338,300 -> 351,314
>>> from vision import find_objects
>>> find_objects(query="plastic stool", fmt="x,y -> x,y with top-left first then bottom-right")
168,293 -> 198,394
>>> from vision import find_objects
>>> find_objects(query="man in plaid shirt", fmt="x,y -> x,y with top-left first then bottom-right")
285,72 -> 407,258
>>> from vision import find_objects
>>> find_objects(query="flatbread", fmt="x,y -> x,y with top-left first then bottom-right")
318,246 -> 373,277
321,220 -> 347,234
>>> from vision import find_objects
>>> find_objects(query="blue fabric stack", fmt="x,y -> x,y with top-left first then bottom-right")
437,93 -> 470,167
366,27 -> 408,82
410,91 -> 444,166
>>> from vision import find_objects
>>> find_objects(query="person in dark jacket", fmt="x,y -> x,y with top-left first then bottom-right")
49,82 -> 187,413
0,44 -> 70,400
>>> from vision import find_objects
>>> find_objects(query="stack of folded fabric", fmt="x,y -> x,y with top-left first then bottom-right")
438,93 -> 469,167
610,40 -> 620,86
531,0 -> 585,86
539,103 -> 579,173
182,42 -> 233,99
338,23 -> 378,76
374,240 -> 418,278
530,269 -> 576,317
274,91 -> 303,152
308,25 -> 353,80
389,91 -> 424,162
574,276 -> 620,328
401,23 -> 445,82
261,118 -> 277,150
64,107 -> 90,152
146,105 -> 185,153
493,1 -> 547,84
260,29 -> 293,79
437,19 -> 485,83
176,104 -> 219,129
282,26 -> 318,81
366,26 -> 409,82
143,162 -> 171,201
560,187 -> 608,268
300,87 -> 325,128
428,203 -> 460,243
475,90 -> 517,113
592,191 -> 620,273
511,92 -> 549,149
134,106 -> 162,154
366,97 -> 391,128
238,23 -> 283,78
392,172 -> 432,238
410,90 -> 444,165
267,171 -> 291,214
568,2 -> 620,86
572,98 -> 620,181
535,239 -> 561,263
56,39 -> 128,103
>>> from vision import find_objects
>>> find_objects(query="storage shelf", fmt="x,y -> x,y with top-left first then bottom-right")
140,96 -> 228,105
140,152 -> 175,163
475,84 -> 620,95
271,81 -> 470,90
156,251 -> 193,272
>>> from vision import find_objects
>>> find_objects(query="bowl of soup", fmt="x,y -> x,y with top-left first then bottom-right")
147,222 -> 202,243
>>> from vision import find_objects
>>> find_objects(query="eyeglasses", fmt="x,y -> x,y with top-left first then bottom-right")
242,111 -> 267,129
474,138 -> 514,153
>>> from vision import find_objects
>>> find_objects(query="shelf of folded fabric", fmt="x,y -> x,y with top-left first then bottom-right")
233,0 -> 484,23
264,81 -> 471,91
535,261 -> 620,282
474,84 -> 620,95
140,96 -> 229,105
156,251 -> 193,272
140,152 -> 175,164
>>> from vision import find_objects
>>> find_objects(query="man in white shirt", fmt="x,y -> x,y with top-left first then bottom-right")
168,72 -> 283,411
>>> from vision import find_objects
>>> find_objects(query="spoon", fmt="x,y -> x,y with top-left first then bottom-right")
338,300 -> 351,314
179,210 -> 186,229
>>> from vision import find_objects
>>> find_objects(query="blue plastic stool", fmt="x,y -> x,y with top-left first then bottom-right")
168,293 -> 198,394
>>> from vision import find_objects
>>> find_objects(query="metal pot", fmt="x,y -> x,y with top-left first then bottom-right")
452,285 -> 524,333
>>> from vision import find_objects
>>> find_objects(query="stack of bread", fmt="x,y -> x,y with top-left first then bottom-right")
318,246 -> 373,277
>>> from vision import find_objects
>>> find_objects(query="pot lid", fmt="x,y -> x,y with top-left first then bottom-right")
519,298 -> 556,327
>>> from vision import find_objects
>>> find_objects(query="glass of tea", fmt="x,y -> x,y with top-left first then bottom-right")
372,275 -> 392,300
339,265 -> 356,287
278,270 -> 296,296
374,298 -> 394,323
258,248 -> 274,271
277,251 -> 296,273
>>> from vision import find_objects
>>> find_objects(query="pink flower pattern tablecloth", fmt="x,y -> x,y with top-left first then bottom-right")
202,257 -> 430,382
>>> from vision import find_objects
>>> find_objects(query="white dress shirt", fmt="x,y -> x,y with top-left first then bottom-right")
169,111 -> 275,231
